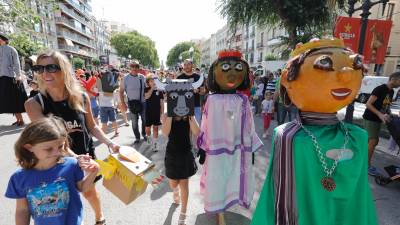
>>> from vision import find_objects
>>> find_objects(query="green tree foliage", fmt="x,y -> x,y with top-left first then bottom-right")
110,31 -> 160,68
0,0 -> 56,32
8,33 -> 44,58
72,57 -> 85,69
218,0 -> 347,50
166,42 -> 201,67
92,58 -> 100,67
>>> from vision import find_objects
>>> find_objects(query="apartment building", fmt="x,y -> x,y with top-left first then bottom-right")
55,0 -> 97,63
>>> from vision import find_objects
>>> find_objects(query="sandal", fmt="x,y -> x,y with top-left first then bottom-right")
95,219 -> 106,225
178,212 -> 187,225
173,187 -> 180,204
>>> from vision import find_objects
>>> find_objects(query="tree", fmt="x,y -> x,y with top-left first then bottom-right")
166,42 -> 201,67
92,58 -> 100,68
72,57 -> 85,69
0,0 -> 56,32
9,33 -> 44,58
110,31 -> 160,68
218,0 -> 347,50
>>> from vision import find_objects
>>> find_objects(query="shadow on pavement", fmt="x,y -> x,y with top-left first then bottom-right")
0,125 -> 25,136
162,203 -> 179,225
150,180 -> 170,201
194,211 -> 251,225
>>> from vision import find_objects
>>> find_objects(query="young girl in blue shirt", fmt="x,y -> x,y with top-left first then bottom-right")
5,117 -> 99,225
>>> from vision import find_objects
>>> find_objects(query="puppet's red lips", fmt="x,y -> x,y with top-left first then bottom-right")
226,82 -> 235,88
331,88 -> 352,100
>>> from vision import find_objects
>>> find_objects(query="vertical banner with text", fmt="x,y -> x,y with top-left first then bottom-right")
334,16 -> 361,52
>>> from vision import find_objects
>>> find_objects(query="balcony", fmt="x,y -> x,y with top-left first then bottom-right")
57,30 -> 95,49
58,44 -> 96,58
256,42 -> 264,48
64,0 -> 92,19
250,31 -> 255,38
59,3 -> 92,27
55,17 -> 93,39
257,58 -> 262,62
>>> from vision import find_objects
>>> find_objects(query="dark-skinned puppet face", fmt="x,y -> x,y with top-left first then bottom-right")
208,50 -> 251,93
154,75 -> 204,117
281,39 -> 364,113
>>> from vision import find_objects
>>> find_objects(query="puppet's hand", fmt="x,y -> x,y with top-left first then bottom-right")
197,148 -> 206,165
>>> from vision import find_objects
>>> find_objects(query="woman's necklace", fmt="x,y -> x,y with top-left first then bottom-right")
298,121 -> 349,192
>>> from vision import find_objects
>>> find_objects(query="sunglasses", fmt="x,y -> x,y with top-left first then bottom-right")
32,64 -> 61,74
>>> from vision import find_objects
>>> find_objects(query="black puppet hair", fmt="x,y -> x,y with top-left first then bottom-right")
207,57 -> 251,93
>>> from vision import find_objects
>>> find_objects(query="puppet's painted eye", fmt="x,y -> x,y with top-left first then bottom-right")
314,55 -> 333,71
185,92 -> 193,99
169,92 -> 178,99
221,63 -> 231,71
235,63 -> 243,71
351,54 -> 363,70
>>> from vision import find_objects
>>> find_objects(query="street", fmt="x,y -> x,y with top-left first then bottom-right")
1,107 -> 400,225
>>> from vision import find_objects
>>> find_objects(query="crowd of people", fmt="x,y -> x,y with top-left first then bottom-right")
2,34 -> 400,225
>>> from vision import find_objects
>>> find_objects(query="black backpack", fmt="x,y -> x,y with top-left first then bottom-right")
101,70 -> 119,93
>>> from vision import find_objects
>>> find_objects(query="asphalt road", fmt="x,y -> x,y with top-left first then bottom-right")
1,108 -> 400,225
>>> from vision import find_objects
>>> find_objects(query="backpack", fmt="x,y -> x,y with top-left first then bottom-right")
101,70 -> 119,93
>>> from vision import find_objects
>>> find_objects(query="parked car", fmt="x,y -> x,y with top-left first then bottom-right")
357,76 -> 399,103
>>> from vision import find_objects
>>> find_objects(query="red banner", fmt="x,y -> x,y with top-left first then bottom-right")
334,16 -> 361,52
334,16 -> 392,65
363,19 -> 392,64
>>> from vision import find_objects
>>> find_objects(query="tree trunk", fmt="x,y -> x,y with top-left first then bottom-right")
288,26 -> 298,50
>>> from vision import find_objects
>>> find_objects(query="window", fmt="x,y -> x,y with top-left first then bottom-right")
259,52 -> 263,61
250,53 -> 254,63
251,39 -> 254,49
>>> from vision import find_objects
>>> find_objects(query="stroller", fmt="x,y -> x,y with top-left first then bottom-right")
375,116 -> 400,186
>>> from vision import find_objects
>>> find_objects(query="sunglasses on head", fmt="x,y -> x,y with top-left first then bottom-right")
32,64 -> 61,74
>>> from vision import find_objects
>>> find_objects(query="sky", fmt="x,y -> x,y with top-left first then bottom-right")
92,0 -> 227,66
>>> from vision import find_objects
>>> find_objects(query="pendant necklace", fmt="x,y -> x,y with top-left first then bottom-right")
298,121 -> 349,192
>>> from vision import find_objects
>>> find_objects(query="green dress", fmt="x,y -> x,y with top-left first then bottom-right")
251,123 -> 378,225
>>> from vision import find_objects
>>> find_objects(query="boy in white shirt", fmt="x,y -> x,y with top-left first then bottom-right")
99,92 -> 118,136
261,91 -> 274,138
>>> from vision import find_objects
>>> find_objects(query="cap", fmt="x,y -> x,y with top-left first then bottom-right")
0,33 -> 9,41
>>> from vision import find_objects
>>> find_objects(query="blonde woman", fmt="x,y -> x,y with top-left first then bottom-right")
25,50 -> 119,225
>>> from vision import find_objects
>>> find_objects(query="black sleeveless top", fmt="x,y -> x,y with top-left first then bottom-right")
34,93 -> 95,156
166,118 -> 192,154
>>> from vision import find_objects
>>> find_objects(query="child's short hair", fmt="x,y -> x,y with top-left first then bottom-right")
14,117 -> 69,169
265,91 -> 272,97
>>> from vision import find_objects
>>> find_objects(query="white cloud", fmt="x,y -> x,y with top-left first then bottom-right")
92,0 -> 226,66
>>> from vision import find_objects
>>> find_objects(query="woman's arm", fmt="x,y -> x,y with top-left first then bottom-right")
24,97 -> 45,122
189,116 -> 200,136
83,94 -> 119,152
161,116 -> 172,136
15,198 -> 30,225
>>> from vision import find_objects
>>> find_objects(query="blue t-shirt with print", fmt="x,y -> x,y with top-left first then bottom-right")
5,157 -> 84,225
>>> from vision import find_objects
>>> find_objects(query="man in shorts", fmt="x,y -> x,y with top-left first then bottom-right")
363,72 -> 400,176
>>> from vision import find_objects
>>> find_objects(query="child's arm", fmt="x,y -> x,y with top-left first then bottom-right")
76,158 -> 99,192
189,116 -> 200,136
161,116 -> 172,136
16,198 -> 30,225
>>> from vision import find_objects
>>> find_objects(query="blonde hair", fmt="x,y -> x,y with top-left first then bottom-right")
14,117 -> 68,169
36,50 -> 85,112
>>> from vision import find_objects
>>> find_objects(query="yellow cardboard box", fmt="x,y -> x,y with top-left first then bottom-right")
97,146 -> 153,205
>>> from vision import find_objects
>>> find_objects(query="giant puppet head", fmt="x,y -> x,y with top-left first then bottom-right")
155,76 -> 204,117
280,38 -> 364,113
208,50 -> 251,93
